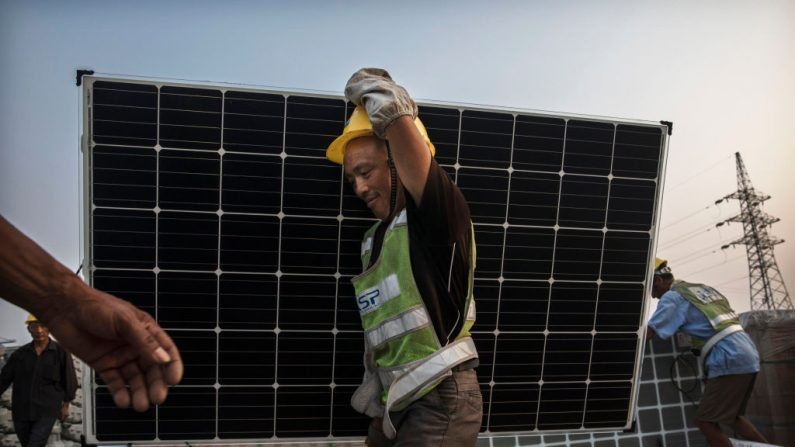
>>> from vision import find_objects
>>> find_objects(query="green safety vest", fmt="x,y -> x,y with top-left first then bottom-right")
670,280 -> 740,348
352,208 -> 478,425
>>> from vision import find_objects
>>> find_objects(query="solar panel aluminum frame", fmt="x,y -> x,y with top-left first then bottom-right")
78,74 -> 670,444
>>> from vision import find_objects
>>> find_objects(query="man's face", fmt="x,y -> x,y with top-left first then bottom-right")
651,275 -> 669,299
27,322 -> 49,343
343,136 -> 391,220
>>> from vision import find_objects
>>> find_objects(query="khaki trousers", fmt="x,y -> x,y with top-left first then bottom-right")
367,368 -> 483,447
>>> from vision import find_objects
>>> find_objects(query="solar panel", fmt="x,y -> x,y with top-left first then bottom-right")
81,76 -> 669,443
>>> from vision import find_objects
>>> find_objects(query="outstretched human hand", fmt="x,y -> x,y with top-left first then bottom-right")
39,285 -> 183,412
0,216 -> 183,412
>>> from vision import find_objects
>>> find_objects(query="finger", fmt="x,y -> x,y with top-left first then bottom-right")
146,319 -> 183,386
144,362 -> 168,405
91,345 -> 139,373
99,369 -> 130,409
120,361 -> 150,412
116,306 -> 171,367
164,356 -> 184,387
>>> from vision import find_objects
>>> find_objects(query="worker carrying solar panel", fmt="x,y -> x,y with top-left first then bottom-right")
647,258 -> 770,447
325,68 -> 482,446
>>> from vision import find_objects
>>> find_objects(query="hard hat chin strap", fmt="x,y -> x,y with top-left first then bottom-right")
385,139 -> 397,217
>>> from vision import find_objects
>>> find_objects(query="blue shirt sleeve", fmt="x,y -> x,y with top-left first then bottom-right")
648,291 -> 688,339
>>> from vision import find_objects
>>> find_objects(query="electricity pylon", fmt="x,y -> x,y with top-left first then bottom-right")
715,152 -> 793,310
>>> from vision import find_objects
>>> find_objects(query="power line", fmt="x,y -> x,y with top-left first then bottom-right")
672,249 -> 722,269
671,238 -> 737,265
678,254 -> 746,278
661,203 -> 717,230
660,225 -> 717,251
664,154 -> 733,192
660,221 -> 718,245
713,275 -> 749,289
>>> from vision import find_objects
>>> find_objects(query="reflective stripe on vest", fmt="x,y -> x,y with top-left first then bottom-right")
382,337 -> 479,439
366,306 -> 430,348
709,311 -> 738,328
375,335 -> 477,394
700,323 -> 744,373
466,298 -> 476,322
361,237 -> 373,257
388,210 -> 408,230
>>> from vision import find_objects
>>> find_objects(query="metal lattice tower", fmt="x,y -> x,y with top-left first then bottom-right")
715,152 -> 793,310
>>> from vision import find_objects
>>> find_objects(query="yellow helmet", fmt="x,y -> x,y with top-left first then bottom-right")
325,106 -> 436,165
25,314 -> 39,325
654,257 -> 672,276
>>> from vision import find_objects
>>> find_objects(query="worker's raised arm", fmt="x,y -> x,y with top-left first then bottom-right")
382,116 -> 433,205
345,68 -> 432,205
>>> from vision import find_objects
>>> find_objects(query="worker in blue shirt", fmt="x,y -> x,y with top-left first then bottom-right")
647,258 -> 769,447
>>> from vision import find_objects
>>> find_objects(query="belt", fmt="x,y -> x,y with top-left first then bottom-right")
452,358 -> 479,372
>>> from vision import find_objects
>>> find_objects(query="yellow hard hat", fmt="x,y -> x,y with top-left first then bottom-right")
654,258 -> 672,276
25,314 -> 39,325
325,106 -> 436,165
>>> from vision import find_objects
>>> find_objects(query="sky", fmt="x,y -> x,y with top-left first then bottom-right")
1,0 -> 794,345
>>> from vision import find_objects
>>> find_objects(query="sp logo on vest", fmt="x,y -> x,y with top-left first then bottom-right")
689,286 -> 719,304
357,289 -> 380,312
355,274 -> 401,315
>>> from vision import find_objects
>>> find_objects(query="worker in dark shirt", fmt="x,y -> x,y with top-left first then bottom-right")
326,68 -> 481,446
0,314 -> 78,447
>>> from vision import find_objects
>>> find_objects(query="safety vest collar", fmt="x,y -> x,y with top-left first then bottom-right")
360,209 -> 407,260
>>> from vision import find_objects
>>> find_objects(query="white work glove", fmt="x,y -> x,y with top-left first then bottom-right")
344,68 -> 418,138
351,341 -> 385,418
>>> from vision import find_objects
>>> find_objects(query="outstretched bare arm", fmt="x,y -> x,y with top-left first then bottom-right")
0,215 -> 183,411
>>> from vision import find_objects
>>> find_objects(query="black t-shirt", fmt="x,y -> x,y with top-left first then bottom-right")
368,160 -> 473,345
